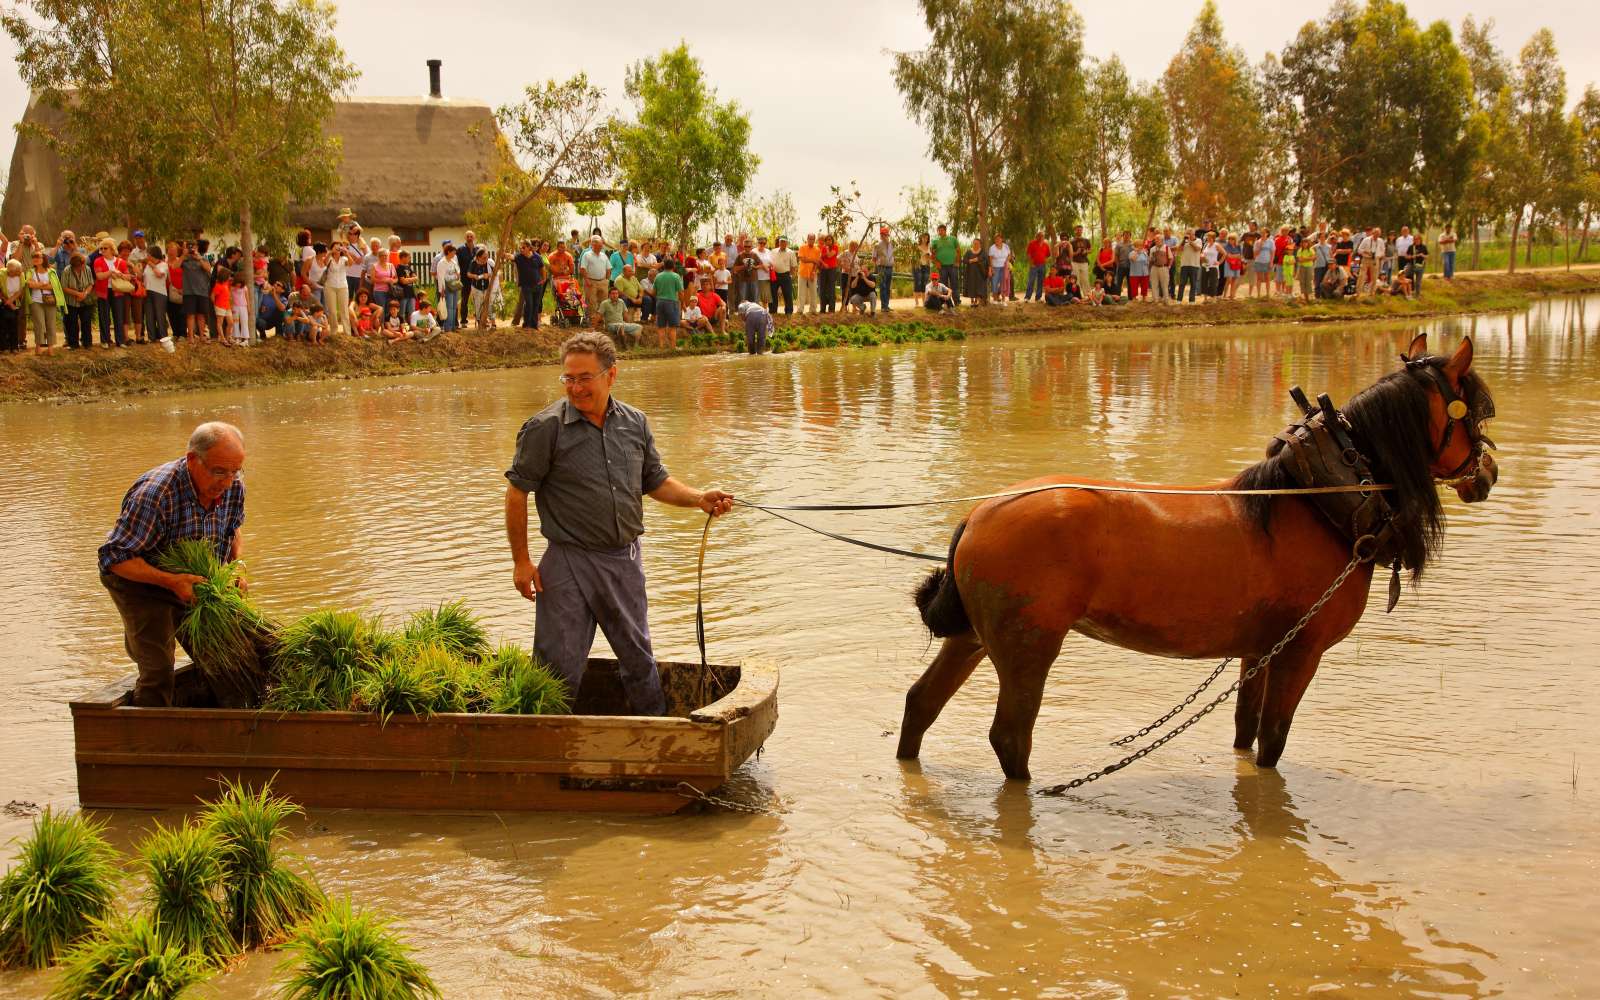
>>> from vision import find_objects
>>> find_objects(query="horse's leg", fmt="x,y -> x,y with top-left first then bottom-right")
1255,647 -> 1325,768
897,633 -> 987,761
986,636 -> 1063,782
1232,656 -> 1266,751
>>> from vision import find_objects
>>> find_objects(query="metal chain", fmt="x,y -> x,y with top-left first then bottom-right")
1039,552 -> 1365,798
1109,657 -> 1233,747
675,781 -> 787,816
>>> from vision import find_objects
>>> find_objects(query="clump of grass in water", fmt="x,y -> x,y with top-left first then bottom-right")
354,651 -> 444,724
269,609 -> 397,711
137,820 -> 235,964
48,913 -> 212,999
199,780 -> 323,949
0,809 -> 121,969
155,538 -> 273,704
484,645 -> 572,716
401,600 -> 488,661
277,897 -> 439,1000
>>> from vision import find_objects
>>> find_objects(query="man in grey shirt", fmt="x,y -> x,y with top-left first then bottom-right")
504,332 -> 734,715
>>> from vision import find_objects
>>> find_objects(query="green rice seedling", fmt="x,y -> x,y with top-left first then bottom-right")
0,809 -> 121,969
276,897 -> 439,1000
354,654 -> 442,724
155,539 -> 272,702
48,913 -> 211,1000
200,780 -> 323,949
489,656 -> 572,716
272,610 -> 397,712
137,821 -> 235,963
401,600 -> 488,661
435,655 -> 500,714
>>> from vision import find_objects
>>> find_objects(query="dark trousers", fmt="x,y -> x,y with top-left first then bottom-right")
1025,264 -> 1046,300
101,572 -> 194,707
0,305 -> 17,351
1313,266 -> 1327,298
1114,263 -> 1129,296
96,295 -> 123,345
771,272 -> 794,314
145,292 -> 169,341
819,268 -> 838,312
1176,265 -> 1200,302
167,298 -> 186,338
877,265 -> 893,308
913,265 -> 930,293
940,262 -> 961,303
65,304 -> 94,348
517,283 -> 541,328
533,540 -> 665,716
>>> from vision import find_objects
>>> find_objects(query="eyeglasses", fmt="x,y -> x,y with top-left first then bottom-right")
558,372 -> 605,386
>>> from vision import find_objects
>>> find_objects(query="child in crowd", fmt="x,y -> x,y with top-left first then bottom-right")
379,299 -> 411,343
230,273 -> 250,344
307,304 -> 329,344
211,270 -> 234,343
410,298 -> 441,342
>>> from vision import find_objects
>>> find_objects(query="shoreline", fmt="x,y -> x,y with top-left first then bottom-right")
3,266 -> 1596,405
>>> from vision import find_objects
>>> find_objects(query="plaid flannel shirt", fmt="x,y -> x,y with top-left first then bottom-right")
97,458 -> 245,574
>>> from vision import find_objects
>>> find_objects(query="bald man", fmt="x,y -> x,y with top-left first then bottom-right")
98,421 -> 250,706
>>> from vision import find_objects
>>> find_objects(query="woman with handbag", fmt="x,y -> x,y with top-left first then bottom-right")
0,259 -> 23,351
93,237 -> 133,346
322,241 -> 350,337
27,250 -> 63,354
434,244 -> 462,331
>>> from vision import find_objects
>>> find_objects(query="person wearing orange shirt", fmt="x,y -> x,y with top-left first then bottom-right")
795,233 -> 823,315
695,282 -> 726,335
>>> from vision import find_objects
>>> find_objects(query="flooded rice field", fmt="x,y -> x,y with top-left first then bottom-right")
2,296 -> 1597,997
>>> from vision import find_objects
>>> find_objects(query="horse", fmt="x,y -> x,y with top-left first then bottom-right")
897,334 -> 1498,780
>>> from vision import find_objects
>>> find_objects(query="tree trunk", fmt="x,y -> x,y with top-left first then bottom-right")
1470,218 -> 1481,271
1580,209 -> 1592,258
1097,182 -> 1109,243
240,204 -> 255,341
1507,213 -> 1521,274
1524,213 -> 1535,265
1564,216 -> 1571,271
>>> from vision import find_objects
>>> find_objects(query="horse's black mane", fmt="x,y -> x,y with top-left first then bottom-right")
1233,357 -> 1491,579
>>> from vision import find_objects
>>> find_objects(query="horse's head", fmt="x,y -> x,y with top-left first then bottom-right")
1401,334 -> 1498,504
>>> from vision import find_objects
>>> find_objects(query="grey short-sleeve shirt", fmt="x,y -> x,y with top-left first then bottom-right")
505,397 -> 669,551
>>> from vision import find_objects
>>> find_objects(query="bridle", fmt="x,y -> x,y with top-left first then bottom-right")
1402,355 -> 1496,483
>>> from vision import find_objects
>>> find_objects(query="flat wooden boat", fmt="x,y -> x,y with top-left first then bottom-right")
71,658 -> 778,814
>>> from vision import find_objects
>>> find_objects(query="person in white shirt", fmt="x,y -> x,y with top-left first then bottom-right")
323,243 -> 351,337
1358,228 -> 1383,295
433,244 -> 462,331
986,234 -> 1012,302
768,236 -> 798,314
578,235 -> 611,320
923,275 -> 954,311
755,236 -> 773,308
142,246 -> 170,342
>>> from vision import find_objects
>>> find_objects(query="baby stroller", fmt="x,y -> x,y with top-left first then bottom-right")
551,277 -> 585,327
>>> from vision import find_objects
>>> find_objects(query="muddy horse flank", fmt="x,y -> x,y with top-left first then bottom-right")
898,334 -> 1499,781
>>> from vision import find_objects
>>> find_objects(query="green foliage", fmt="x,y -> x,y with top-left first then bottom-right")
1162,0 -> 1262,223
155,539 -> 272,700
895,0 -> 1086,242
269,610 -> 397,712
49,913 -> 211,1000
1127,85 -> 1176,229
768,323 -> 963,355
613,44 -> 759,246
740,190 -> 798,243
401,601 -> 488,662
276,897 -> 439,1000
1083,56 -> 1136,238
0,809 -> 121,969
137,822 -> 235,964
200,780 -> 323,949
487,649 -> 572,716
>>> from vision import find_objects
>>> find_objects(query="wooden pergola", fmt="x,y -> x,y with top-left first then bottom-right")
552,186 -> 631,241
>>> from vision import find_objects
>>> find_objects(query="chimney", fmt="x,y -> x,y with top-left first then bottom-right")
427,59 -> 442,99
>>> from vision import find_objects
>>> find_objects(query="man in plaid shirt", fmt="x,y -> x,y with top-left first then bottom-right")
98,422 -> 246,706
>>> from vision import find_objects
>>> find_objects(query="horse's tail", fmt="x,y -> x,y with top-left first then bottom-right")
914,520 -> 971,638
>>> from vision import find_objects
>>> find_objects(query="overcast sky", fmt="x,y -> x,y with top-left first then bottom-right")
3,0 -> 1596,234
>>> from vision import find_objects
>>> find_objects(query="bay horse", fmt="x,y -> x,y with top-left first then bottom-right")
897,334 -> 1498,780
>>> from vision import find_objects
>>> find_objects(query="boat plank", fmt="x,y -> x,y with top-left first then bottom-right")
75,750 -> 725,779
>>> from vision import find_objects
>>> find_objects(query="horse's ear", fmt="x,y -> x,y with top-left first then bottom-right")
1446,336 -> 1474,378
1402,333 -> 1428,362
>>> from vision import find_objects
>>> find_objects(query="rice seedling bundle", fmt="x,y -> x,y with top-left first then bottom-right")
47,913 -> 211,1000
137,821 -> 235,963
155,539 -> 273,706
400,600 -> 488,661
485,647 -> 572,716
199,780 -> 323,949
269,610 -> 397,712
276,898 -> 440,1000
353,654 -> 443,724
0,809 -> 120,969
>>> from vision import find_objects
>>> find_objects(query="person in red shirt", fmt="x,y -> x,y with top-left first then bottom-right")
695,283 -> 726,335
210,271 -> 234,343
1024,231 -> 1052,302
1043,270 -> 1069,306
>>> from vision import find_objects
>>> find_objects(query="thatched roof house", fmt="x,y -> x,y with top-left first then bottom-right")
2,71 -> 506,244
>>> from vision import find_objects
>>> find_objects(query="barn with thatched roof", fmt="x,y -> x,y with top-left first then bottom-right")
0,62 -> 599,249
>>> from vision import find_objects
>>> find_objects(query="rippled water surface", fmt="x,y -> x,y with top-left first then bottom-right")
3,298 -> 1598,998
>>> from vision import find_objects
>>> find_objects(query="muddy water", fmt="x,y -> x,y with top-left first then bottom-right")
2,297 -> 1597,998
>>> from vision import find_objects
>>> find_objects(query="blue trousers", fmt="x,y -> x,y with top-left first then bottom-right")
1025,264 -> 1046,300
534,540 -> 665,716
877,265 -> 893,308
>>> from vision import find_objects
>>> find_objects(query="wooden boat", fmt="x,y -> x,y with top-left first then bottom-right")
71,658 -> 778,814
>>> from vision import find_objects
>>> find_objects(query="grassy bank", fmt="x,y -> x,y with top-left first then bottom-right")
3,266 -> 1596,404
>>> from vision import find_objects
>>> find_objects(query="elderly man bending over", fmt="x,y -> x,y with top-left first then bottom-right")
504,332 -> 733,715
98,422 -> 249,706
